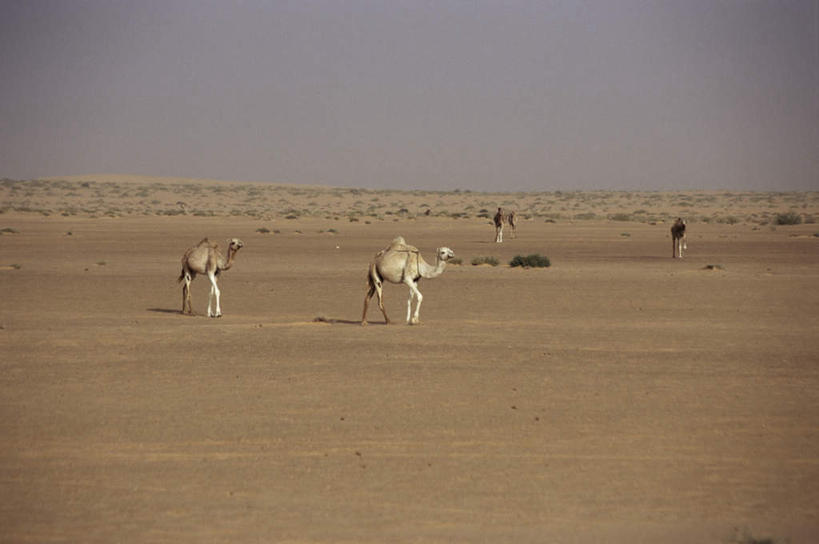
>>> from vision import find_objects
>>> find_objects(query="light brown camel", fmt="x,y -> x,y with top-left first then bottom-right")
671,218 -> 687,258
178,238 -> 244,317
507,210 -> 517,238
362,236 -> 455,325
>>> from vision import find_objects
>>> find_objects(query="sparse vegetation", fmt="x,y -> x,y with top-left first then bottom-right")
510,254 -> 551,268
727,526 -> 787,544
471,256 -> 499,266
0,227 -> 19,234
573,212 -> 597,221
256,227 -> 271,234
717,215 -> 740,224
608,213 -> 633,221
774,211 -> 802,225
0,179 -> 817,229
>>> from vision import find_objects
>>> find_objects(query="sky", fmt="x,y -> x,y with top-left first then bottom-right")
1,0 -> 817,191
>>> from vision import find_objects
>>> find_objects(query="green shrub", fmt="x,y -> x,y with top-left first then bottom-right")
471,256 -> 499,266
774,211 -> 802,225
510,254 -> 551,268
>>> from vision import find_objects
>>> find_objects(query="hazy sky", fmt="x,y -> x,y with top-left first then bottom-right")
1,0 -> 817,191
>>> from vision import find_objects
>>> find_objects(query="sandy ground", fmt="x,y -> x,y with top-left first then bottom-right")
1,180 -> 819,543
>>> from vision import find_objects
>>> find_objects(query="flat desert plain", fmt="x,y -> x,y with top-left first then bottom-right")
2,176 -> 819,543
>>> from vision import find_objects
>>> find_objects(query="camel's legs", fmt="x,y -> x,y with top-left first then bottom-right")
369,276 -> 389,324
361,284 -> 375,325
405,279 -> 423,324
363,266 -> 390,325
495,224 -> 503,243
207,271 -> 221,317
182,273 -> 193,314
673,236 -> 684,259
406,285 -> 413,323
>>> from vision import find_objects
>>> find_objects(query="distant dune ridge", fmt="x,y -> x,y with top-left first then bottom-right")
0,174 -> 816,225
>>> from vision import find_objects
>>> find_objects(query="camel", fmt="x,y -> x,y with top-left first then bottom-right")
178,237 -> 244,317
671,218 -> 687,258
494,207 -> 504,243
507,210 -> 517,238
362,236 -> 455,326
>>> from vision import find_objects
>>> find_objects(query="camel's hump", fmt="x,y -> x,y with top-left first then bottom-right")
387,236 -> 418,253
373,236 -> 418,259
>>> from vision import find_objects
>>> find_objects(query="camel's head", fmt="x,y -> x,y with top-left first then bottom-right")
227,238 -> 244,252
437,247 -> 455,262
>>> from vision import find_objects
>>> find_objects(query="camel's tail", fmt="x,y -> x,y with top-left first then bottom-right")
366,262 -> 382,292
178,265 -> 193,283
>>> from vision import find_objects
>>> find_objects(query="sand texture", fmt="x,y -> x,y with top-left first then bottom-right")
1,176 -> 818,543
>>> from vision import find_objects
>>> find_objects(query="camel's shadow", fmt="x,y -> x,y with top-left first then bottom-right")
146,310 -> 388,324
147,308 -> 185,315
313,316 -> 386,326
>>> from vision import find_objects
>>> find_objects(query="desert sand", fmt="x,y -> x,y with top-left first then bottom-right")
1,176 -> 818,543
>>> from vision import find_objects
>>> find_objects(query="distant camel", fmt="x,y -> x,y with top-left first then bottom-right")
494,207 -> 504,242
362,236 -> 455,325
671,218 -> 687,258
178,238 -> 244,317
507,210 -> 517,238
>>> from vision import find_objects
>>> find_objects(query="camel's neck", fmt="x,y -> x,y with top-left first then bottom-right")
219,247 -> 237,271
418,254 -> 446,279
